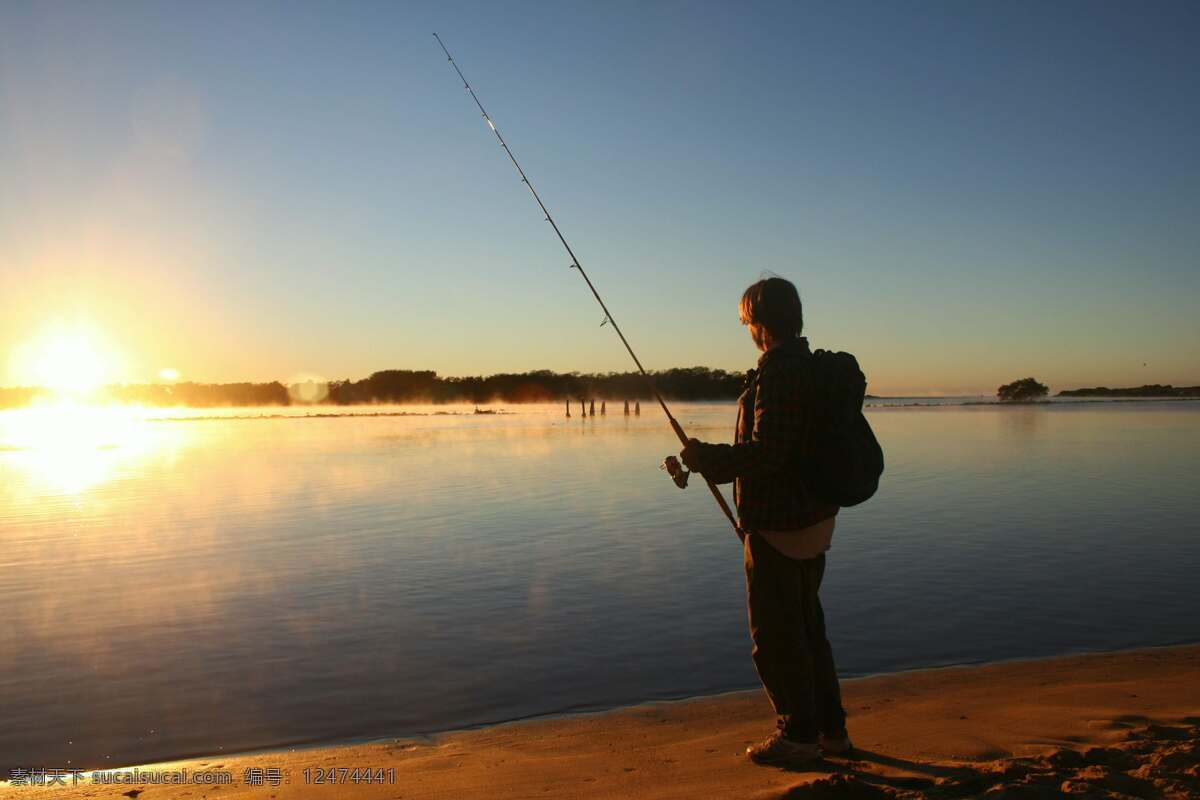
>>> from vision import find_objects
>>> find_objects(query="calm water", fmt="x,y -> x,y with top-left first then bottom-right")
2,400 -> 1198,769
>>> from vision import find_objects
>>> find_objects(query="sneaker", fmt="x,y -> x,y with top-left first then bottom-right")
746,731 -> 821,765
818,731 -> 854,756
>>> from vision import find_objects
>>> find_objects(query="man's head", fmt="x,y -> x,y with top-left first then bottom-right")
739,276 -> 803,352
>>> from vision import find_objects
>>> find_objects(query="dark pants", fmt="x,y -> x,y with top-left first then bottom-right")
744,532 -> 847,742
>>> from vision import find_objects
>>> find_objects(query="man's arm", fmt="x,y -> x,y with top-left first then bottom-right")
681,365 -> 804,481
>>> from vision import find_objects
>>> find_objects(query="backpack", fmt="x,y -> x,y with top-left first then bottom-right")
800,349 -> 884,507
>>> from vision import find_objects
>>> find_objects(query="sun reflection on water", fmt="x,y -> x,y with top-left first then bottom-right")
0,401 -> 187,497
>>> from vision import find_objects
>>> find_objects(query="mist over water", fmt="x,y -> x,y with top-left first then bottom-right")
2,401 -> 1198,769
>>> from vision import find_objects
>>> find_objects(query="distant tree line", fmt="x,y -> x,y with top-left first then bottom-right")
0,367 -> 747,409
1057,384 -> 1200,398
101,382 -> 290,407
327,367 -> 745,404
325,368 -> 744,405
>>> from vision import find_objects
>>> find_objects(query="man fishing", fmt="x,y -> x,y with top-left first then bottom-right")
437,36 -> 875,766
679,276 -> 853,766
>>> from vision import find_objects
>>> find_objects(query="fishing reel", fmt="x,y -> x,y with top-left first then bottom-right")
660,455 -> 690,489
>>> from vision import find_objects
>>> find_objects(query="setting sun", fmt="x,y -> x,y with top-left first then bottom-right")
8,323 -> 120,396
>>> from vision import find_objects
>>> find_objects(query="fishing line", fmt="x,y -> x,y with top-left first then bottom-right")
433,33 -> 741,540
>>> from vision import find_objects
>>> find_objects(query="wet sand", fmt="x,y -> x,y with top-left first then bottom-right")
3,644 -> 1198,799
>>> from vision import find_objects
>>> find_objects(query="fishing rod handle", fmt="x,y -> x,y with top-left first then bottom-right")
667,415 -> 744,541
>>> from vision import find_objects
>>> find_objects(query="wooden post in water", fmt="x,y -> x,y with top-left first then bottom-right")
565,397 -> 570,417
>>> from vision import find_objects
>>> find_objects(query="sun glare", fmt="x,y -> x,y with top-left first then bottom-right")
9,323 -> 120,397
34,333 -> 107,393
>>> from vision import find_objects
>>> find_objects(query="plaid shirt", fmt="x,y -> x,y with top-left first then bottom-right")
693,336 -> 839,531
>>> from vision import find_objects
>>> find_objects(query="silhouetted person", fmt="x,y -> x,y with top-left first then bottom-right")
566,397 -> 571,418
624,400 -> 630,416
589,399 -> 595,416
579,398 -> 585,417
679,276 -> 850,766
634,401 -> 640,416
601,401 -> 606,416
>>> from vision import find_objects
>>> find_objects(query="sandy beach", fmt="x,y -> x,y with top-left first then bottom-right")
3,644 -> 1197,799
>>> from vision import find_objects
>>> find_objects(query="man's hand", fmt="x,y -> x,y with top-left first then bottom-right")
677,437 -> 735,485
680,438 -> 713,473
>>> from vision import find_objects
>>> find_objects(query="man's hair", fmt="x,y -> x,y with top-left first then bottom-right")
738,276 -> 803,339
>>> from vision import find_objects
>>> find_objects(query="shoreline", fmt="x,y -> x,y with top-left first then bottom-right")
5,643 -> 1198,798
318,639 -> 1200,752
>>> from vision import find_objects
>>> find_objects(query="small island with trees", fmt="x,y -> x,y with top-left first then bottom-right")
997,377 -> 1049,403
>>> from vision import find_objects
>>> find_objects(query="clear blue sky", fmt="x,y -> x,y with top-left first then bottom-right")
2,0 -> 1197,395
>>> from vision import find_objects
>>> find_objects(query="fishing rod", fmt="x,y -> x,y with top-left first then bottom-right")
433,33 -> 742,541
